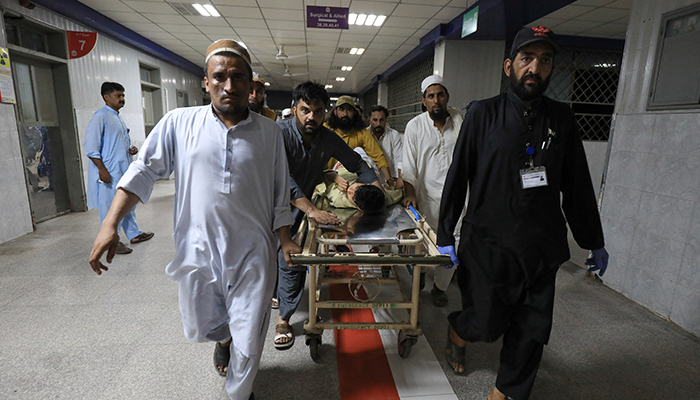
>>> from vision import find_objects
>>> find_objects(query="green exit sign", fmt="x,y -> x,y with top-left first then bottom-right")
461,6 -> 479,38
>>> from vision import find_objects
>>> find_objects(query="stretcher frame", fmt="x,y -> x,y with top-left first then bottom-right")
290,203 -> 452,360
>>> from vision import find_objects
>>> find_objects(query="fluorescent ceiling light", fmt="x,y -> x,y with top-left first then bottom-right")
192,4 -> 211,16
264,82 -> 270,86
336,77 -> 345,81
349,48 -> 358,55
203,4 -> 220,17
330,97 -> 339,100
341,66 -> 353,71
348,13 -> 386,26
325,85 -> 333,89
356,48 -> 365,55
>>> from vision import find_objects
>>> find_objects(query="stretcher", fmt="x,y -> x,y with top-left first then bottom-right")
289,201 -> 452,361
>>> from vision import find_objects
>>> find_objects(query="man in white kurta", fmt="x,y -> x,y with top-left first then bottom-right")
402,75 -> 464,306
88,40 -> 298,400
369,104 -> 403,189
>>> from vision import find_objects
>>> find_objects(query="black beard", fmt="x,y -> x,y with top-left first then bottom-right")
338,116 -> 354,130
509,68 -> 550,102
372,126 -> 385,136
296,116 -> 319,136
215,102 -> 246,117
429,108 -> 447,122
248,101 -> 263,113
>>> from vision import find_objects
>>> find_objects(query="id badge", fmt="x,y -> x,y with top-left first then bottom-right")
520,166 -> 548,189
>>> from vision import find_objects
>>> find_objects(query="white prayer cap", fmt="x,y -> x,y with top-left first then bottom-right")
421,74 -> 446,93
282,108 -> 292,118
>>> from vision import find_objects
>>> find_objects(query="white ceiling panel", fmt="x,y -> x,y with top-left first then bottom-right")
382,16 -> 428,29
580,22 -> 628,37
235,27 -> 275,37
432,7 -> 465,22
339,33 -> 377,42
400,0 -> 452,6
157,24 -> 200,33
120,22 -> 169,33
529,17 -> 569,28
78,0 -> 632,92
256,0 -> 304,10
184,16 -> 231,27
546,5 -> 597,20
606,0 -> 632,9
122,1 -> 178,14
216,6 -> 263,19
392,4 -> 439,18
143,13 -> 189,24
349,1 -> 399,15
269,30 -> 307,40
379,27 -> 419,37
198,26 -> 239,36
578,7 -> 631,22
225,18 -> 267,29
211,0 -> 257,5
260,8 -> 305,21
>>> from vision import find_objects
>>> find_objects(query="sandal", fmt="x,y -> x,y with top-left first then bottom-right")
445,327 -> 466,375
213,341 -> 230,377
271,298 -> 279,309
274,323 -> 295,350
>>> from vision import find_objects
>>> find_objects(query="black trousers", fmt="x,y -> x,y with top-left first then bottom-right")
448,254 -> 558,400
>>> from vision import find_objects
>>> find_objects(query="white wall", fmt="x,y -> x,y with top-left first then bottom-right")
0,0 -> 203,244
600,0 -> 700,336
435,39 -> 506,111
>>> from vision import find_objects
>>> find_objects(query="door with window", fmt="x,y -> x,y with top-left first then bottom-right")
12,56 -> 71,221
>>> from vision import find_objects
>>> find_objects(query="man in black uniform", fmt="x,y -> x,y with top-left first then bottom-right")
436,26 -> 609,400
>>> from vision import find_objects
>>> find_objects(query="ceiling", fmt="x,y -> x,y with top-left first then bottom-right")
75,0 -> 632,93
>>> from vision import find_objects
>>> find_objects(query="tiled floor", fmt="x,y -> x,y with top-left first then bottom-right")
1,179 -> 699,399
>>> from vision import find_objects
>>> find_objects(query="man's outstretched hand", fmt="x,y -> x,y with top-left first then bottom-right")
88,227 -> 119,275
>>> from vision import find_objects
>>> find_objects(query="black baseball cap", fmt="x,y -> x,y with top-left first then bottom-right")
509,26 -> 561,58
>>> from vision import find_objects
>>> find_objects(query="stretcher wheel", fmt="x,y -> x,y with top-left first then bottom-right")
306,335 -> 322,361
397,330 -> 418,359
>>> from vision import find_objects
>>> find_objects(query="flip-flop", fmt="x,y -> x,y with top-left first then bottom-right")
274,323 -> 294,350
445,327 -> 466,375
213,341 -> 230,377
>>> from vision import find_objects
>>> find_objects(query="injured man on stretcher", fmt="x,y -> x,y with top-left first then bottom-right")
314,148 -> 405,241
316,148 -> 404,216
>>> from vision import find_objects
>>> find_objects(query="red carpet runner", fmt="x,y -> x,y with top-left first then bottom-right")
329,265 -> 400,400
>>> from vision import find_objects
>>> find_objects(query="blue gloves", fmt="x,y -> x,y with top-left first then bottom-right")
585,247 -> 609,276
437,245 -> 459,268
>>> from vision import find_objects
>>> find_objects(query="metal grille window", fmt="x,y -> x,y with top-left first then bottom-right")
387,54 -> 434,132
501,48 -> 622,141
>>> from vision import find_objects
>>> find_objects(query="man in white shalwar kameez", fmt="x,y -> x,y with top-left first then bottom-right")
89,40 -> 300,400
402,75 -> 465,307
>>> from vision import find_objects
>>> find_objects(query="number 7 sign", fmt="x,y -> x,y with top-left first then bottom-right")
67,31 -> 98,59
